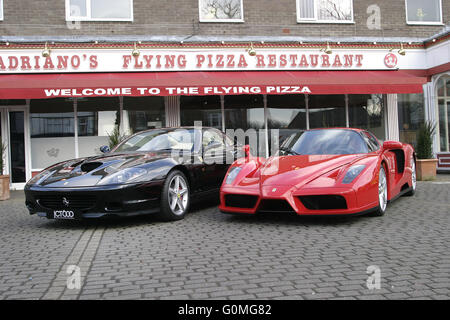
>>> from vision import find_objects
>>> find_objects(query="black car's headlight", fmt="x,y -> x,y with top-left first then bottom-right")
26,169 -> 55,186
342,165 -> 366,184
98,167 -> 150,185
225,167 -> 242,185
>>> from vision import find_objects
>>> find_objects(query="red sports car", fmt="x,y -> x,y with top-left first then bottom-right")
219,128 -> 416,217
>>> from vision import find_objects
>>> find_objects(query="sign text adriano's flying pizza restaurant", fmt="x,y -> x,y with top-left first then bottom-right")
0,36 -> 449,189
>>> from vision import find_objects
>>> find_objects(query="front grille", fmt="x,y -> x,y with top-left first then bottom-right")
258,199 -> 295,213
225,194 -> 258,209
299,195 -> 347,210
37,194 -> 97,210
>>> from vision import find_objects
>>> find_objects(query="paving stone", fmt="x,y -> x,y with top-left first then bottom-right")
0,182 -> 449,300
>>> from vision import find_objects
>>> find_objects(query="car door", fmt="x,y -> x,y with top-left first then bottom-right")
202,128 -> 228,190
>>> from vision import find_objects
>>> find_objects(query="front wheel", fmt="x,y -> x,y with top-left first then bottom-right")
404,156 -> 416,196
372,165 -> 388,217
159,170 -> 190,221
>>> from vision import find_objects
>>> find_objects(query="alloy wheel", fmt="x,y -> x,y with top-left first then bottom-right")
378,167 -> 387,212
168,175 -> 189,216
411,157 -> 417,190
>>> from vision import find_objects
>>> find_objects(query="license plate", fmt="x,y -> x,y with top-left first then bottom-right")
52,209 -> 76,220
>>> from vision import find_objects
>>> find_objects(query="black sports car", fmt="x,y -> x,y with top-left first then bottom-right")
25,127 -> 237,221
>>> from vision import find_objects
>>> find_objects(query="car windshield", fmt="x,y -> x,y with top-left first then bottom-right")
113,129 -> 195,152
280,129 -> 369,155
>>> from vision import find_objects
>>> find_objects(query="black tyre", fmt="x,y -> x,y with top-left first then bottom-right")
159,170 -> 190,221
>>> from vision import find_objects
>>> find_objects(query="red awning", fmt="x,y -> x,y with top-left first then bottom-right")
0,70 -> 426,99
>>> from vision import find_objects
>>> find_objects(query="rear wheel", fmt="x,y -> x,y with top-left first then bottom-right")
372,165 -> 388,217
404,156 -> 416,196
159,170 -> 190,221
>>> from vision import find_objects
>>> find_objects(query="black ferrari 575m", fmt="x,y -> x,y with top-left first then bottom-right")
25,127 -> 237,221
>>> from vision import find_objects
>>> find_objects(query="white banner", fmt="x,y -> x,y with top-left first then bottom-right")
0,47 -> 427,74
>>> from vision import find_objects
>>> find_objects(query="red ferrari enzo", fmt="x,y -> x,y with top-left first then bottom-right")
219,128 -> 416,217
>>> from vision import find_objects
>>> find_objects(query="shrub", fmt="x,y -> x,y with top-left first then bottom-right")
416,122 -> 436,159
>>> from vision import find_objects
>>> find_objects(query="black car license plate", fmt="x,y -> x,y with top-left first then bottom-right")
51,209 -> 78,220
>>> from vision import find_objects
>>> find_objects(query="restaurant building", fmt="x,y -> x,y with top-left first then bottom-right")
0,0 -> 449,189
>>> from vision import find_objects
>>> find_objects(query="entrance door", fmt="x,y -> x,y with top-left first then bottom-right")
1,106 -> 31,189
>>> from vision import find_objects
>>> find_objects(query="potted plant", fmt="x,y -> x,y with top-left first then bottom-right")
104,125 -> 128,150
415,121 -> 438,181
0,140 -> 10,201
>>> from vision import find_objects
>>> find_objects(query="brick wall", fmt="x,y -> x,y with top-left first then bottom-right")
0,0 -> 448,39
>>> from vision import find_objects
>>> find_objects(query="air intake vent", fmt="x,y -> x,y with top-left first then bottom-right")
299,195 -> 347,210
80,162 -> 103,172
258,199 -> 295,213
38,194 -> 96,210
225,194 -> 258,209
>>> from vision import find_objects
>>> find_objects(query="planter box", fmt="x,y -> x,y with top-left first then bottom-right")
416,159 -> 438,181
0,175 -> 10,201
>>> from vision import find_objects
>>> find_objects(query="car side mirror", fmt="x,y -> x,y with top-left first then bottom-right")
243,145 -> 251,158
383,141 -> 402,150
100,145 -> 111,153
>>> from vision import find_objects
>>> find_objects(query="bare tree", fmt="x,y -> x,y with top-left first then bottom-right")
320,0 -> 352,21
202,0 -> 242,19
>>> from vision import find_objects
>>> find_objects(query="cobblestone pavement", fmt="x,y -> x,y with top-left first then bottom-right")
0,180 -> 449,300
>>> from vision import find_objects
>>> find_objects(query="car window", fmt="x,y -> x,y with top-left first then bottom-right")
202,129 -> 225,149
362,131 -> 380,152
281,129 -> 369,155
114,129 -> 194,152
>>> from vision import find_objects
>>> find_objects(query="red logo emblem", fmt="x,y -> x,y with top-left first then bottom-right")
384,53 -> 398,68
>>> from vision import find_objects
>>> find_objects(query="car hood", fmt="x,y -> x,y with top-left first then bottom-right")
258,154 -> 364,188
29,151 -> 175,188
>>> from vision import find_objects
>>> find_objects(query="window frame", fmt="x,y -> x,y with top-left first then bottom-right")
296,0 -> 354,24
0,0 -> 4,21
405,0 -> 443,25
65,0 -> 134,22
198,0 -> 245,23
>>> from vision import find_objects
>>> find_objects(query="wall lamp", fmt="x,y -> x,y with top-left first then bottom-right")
320,42 -> 332,55
247,42 -> 256,56
42,42 -> 51,58
132,42 -> 140,57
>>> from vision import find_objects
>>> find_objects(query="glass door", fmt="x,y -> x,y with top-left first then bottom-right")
1,106 -> 31,189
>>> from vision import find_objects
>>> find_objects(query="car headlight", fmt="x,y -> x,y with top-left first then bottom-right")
27,169 -> 55,186
342,165 -> 365,184
98,167 -> 149,185
225,167 -> 241,184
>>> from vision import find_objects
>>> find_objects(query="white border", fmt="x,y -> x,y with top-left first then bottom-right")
405,0 -> 443,25
198,0 -> 244,23
0,0 -> 4,21
65,0 -> 134,22
296,0 -> 354,24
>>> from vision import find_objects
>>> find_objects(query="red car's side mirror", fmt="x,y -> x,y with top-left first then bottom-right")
383,141 -> 403,150
243,145 -> 251,158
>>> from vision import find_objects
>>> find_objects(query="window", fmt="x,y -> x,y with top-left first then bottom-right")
297,0 -> 354,23
66,0 -> 133,21
436,77 -> 450,152
77,97 -> 120,157
180,96 -> 222,129
405,0 -> 442,25
30,99 -> 76,170
308,95 -> 346,128
0,0 -> 3,21
348,94 -> 385,141
123,97 -> 166,134
267,95 -> 306,146
199,0 -> 244,22
224,95 -> 265,156
398,93 -> 425,149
